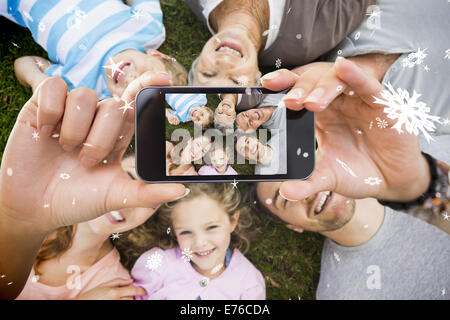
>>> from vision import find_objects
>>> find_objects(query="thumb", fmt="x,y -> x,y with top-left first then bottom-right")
334,57 -> 385,106
279,167 -> 335,202
106,179 -> 188,211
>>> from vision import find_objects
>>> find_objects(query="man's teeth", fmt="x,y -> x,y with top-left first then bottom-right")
217,46 -> 242,57
315,191 -> 331,214
110,210 -> 124,222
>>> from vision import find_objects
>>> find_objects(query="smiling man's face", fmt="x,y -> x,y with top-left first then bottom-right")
256,182 -> 356,232
236,107 -> 274,132
193,29 -> 260,87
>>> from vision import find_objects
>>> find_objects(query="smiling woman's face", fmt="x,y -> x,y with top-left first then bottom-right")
193,29 -> 260,86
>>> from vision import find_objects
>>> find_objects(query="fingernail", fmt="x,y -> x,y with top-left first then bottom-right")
283,88 -> 305,103
260,72 -> 279,81
174,187 -> 190,200
40,125 -> 54,137
61,144 -> 75,152
278,189 -> 299,202
80,156 -> 98,167
304,88 -> 325,104
336,56 -> 345,62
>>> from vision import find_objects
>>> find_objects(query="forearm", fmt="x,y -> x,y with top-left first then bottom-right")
14,56 -> 50,92
0,209 -> 47,299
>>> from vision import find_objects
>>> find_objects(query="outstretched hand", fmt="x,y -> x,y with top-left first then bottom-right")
261,57 -> 430,203
0,75 -> 186,234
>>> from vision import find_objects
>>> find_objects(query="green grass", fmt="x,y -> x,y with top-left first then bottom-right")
0,0 -> 323,299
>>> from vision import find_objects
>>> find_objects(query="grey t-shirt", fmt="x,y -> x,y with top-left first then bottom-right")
317,134 -> 450,300
326,0 -> 450,135
317,209 -> 450,300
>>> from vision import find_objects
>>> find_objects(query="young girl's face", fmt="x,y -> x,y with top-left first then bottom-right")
86,156 -> 156,236
172,195 -> 239,277
210,149 -> 229,173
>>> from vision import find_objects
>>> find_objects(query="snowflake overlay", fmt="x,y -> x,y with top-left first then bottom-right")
275,58 -> 282,69
146,252 -> 163,271
336,158 -> 358,178
401,48 -> 427,68
373,82 -> 441,143
376,117 -> 388,129
333,252 -> 341,262
182,248 -> 193,263
444,49 -> 450,60
364,177 -> 382,186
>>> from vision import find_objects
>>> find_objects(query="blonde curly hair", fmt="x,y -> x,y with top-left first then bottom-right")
116,183 -> 260,270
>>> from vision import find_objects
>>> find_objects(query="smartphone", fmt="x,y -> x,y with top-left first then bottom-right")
135,86 -> 315,183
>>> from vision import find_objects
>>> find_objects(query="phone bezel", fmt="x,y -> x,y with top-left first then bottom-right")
135,86 -> 315,183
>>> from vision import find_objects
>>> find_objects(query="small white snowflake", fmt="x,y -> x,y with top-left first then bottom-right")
336,85 -> 343,92
7,168 -> 13,176
123,198 -> 127,204
0,274 -> 6,278
31,275 -> 40,283
110,233 -> 121,240
76,105 -> 81,111
444,49 -> 450,60
376,117 -> 388,129
167,227 -> 171,234
442,212 -> 449,221
119,100 -> 134,114
231,179 -> 238,189
7,282 -> 13,286
182,248 -> 193,263
262,24 -> 278,37
295,33 -> 302,40
401,48 -> 427,68
355,129 -> 363,135
441,118 -> 450,126
369,121 -> 374,129
38,22 -> 45,32
59,173 -> 71,180
32,130 -> 40,141
333,252 -> 341,262
103,160 -> 108,164
83,143 -> 94,147
303,152 -> 309,158
337,49 -> 343,56
277,100 -> 286,110
373,82 -> 441,143
349,90 -> 355,96
336,158 -> 358,178
265,198 -> 273,205
35,60 -> 44,68
442,288 -> 446,296
11,41 -> 19,48
423,65 -> 430,72
363,224 -> 369,229
22,11 -> 33,22
103,57 -> 125,79
364,177 -> 382,186
43,203 -> 50,208
296,148 -> 301,156
72,198 -> 76,206
51,133 -> 60,138
354,31 -> 361,41
131,9 -> 144,22
146,252 -> 163,271
275,58 -> 282,69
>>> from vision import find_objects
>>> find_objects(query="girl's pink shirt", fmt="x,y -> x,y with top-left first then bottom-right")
16,248 -> 131,300
132,247 -> 266,300
198,165 -> 238,175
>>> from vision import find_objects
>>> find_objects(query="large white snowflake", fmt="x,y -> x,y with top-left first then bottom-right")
401,48 -> 427,68
373,82 -> 440,143
146,252 -> 163,271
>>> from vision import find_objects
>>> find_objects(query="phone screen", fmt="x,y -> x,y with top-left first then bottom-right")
164,93 -> 287,177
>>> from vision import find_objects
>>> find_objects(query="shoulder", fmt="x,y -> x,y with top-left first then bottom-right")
229,249 -> 265,285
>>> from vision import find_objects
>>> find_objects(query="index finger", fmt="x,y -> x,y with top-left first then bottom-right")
121,71 -> 172,108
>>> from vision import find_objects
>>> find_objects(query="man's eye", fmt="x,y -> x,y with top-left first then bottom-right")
202,73 -> 214,78
207,225 -> 218,230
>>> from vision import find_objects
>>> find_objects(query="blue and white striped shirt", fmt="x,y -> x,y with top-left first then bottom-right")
165,93 -> 207,123
1,0 -> 165,99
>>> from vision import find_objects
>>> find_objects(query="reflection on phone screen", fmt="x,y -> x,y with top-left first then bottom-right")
164,93 -> 287,176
